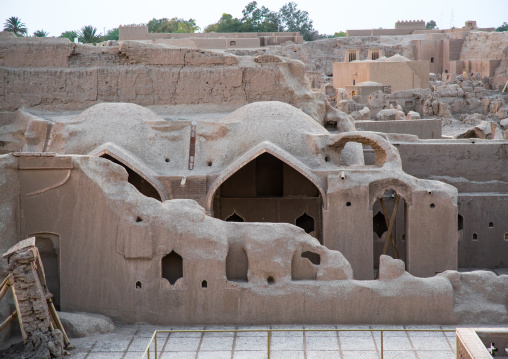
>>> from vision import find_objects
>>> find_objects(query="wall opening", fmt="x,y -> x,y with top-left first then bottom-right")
226,245 -> 248,282
161,251 -> 183,285
296,213 -> 315,234
267,276 -> 275,285
489,222 -> 494,228
431,57 -> 434,63
371,51 -> 379,60
213,152 -> 323,243
458,214 -> 464,231
35,235 -> 60,310
100,154 -> 161,201
291,251 -> 318,280
472,233 -> 478,241
373,211 -> 388,238
136,281 -> 142,289
372,190 -> 407,277
201,280 -> 207,288
505,233 -> 508,241
301,251 -> 320,265
225,212 -> 245,222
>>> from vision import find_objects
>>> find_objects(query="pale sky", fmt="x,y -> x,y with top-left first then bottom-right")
1,0 -> 506,37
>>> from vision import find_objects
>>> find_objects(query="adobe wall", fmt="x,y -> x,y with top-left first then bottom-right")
118,26 -> 303,45
0,38 -> 330,124
459,32 -> 508,61
393,140 -> 508,268
1,153 -> 505,325
355,119 -> 442,139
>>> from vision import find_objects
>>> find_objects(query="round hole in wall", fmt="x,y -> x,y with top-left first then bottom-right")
489,222 -> 494,228
201,280 -> 207,288
430,203 -> 435,208
136,216 -> 143,222
135,281 -> 142,289
207,161 -> 213,167
324,156 -> 330,162
346,202 -> 351,207
165,158 -> 170,163
267,276 -> 275,285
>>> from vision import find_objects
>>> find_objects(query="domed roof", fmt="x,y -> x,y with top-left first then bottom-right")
356,81 -> 384,87
382,54 -> 411,62
221,101 -> 328,135
73,103 -> 163,125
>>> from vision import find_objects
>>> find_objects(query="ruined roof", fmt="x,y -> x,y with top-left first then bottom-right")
377,54 -> 411,62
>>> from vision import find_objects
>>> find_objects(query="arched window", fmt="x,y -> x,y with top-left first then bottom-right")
161,251 -> 183,285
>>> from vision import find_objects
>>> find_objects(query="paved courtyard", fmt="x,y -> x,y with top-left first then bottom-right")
58,324 -> 464,359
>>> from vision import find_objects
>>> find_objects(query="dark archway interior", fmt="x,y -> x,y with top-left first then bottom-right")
100,154 -> 161,201
35,235 -> 60,310
213,153 -> 322,243
372,190 -> 407,272
161,251 -> 183,285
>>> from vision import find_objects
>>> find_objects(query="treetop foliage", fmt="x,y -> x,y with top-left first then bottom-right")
205,1 -> 317,41
3,16 -> 28,36
148,18 -> 199,33
496,22 -> 508,32
426,20 -> 438,29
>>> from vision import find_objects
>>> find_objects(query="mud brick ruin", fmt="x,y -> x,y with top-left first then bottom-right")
0,19 -> 507,340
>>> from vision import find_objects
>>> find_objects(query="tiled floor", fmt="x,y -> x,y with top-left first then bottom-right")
56,324 -> 467,359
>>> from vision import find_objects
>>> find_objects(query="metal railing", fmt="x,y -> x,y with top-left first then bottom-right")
142,328 -> 455,359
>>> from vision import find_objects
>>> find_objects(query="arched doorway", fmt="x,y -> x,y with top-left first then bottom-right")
372,189 -> 407,277
212,152 -> 323,243
33,234 -> 61,310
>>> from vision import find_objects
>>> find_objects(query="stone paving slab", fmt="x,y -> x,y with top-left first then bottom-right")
5,323 -> 471,358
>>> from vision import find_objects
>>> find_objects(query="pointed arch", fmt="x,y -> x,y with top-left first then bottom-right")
206,142 -> 327,211
369,177 -> 413,208
89,143 -> 167,201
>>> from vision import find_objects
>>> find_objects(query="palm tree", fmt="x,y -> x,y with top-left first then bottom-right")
79,25 -> 100,44
3,16 -> 28,36
33,29 -> 49,37
59,30 -> 78,42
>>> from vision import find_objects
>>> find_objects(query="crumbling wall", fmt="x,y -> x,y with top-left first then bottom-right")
459,32 -> 508,61
229,36 -> 415,77
0,38 -> 335,125
6,247 -> 65,358
0,155 -> 20,343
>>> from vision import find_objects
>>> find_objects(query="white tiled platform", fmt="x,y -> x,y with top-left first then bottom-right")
55,324 -> 467,359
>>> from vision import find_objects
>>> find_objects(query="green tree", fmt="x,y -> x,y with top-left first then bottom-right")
204,13 -> 243,33
426,20 -> 437,29
102,28 -> 119,40
496,22 -> 508,32
148,18 -> 199,33
60,30 -> 78,41
33,29 -> 49,37
3,16 -> 28,36
332,31 -> 346,37
58,30 -> 79,42
241,1 -> 280,32
79,25 -> 101,44
278,2 -> 314,41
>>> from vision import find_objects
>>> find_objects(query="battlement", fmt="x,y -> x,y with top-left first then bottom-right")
395,20 -> 426,30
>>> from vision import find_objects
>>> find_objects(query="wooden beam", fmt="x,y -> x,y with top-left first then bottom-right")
0,310 -> 17,333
